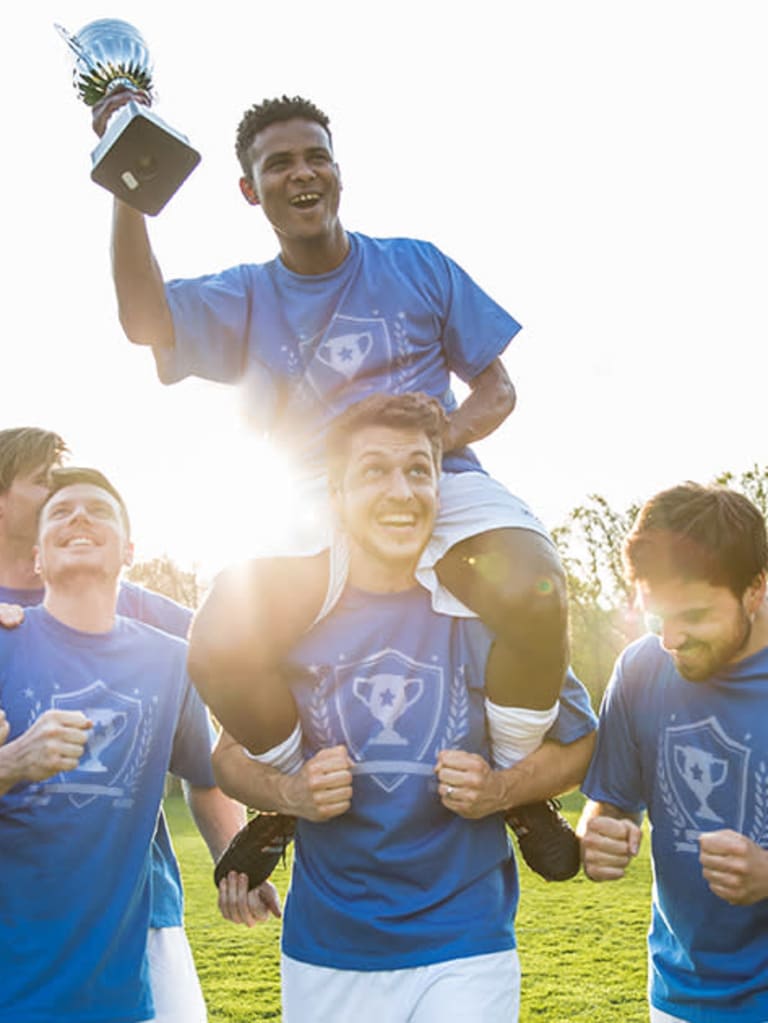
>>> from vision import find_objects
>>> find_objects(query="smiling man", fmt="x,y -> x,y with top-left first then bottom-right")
0,466 -> 276,1023
0,428 -> 275,1022
211,393 -> 597,1023
579,482 -> 768,1023
93,93 -> 570,853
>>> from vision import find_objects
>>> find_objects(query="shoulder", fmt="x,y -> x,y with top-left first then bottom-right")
117,581 -> 193,640
354,232 -> 443,264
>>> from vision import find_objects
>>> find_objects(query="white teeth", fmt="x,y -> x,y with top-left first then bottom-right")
68,537 -> 94,546
380,515 -> 415,526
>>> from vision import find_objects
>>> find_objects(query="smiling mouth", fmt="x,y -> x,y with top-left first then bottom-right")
290,192 -> 321,209
63,536 -> 97,548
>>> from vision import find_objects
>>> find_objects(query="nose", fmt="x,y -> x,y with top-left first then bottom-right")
660,619 -> 686,652
386,469 -> 414,500
290,158 -> 317,182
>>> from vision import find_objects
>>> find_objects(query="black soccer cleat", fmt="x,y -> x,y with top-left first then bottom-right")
213,812 -> 296,890
504,799 -> 581,882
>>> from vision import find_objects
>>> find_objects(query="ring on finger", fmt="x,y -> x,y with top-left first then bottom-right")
446,785 -> 454,796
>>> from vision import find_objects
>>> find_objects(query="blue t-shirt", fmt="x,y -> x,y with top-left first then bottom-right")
582,635 -> 768,1023
281,584 -> 595,971
162,232 -> 522,481
0,607 -> 215,1023
0,582 -> 197,930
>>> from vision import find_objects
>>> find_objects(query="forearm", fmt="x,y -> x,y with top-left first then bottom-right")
183,782 -> 247,862
212,733 -> 298,813
443,357 -> 515,452
111,199 -> 174,346
495,733 -> 596,810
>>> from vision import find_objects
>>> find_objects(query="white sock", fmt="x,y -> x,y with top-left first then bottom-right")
485,699 -> 559,769
242,721 -> 304,775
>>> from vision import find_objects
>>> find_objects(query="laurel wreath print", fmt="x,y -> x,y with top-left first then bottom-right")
437,666 -> 470,750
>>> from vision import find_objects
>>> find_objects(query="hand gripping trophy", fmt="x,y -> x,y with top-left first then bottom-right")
55,19 -> 200,215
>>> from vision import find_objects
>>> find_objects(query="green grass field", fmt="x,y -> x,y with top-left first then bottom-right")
167,793 -> 652,1022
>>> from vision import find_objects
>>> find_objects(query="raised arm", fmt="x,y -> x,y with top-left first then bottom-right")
91,87 -> 175,348
442,357 -> 516,453
110,201 -> 175,347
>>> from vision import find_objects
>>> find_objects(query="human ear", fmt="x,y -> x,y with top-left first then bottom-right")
239,176 -> 261,206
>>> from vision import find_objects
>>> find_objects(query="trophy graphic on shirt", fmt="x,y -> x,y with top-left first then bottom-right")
79,709 -> 128,773
354,673 -> 424,746
55,18 -> 200,215
317,332 -> 374,381
674,744 -> 728,823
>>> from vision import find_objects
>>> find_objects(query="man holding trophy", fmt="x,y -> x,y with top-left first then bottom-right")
81,63 -> 582,877
579,482 -> 768,1023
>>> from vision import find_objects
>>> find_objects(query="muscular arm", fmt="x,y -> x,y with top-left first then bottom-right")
435,732 -> 596,819
212,729 -> 352,822
182,781 -> 247,862
442,357 -> 516,453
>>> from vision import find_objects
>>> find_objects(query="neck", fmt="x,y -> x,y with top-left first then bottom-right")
347,555 -> 419,595
279,224 -> 350,275
43,578 -> 119,634
0,539 -> 41,590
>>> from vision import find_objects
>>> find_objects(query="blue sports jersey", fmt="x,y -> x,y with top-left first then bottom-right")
0,581 -> 198,930
162,232 -> 521,481
0,607 -> 214,1023
583,635 -> 768,1023
281,584 -> 595,971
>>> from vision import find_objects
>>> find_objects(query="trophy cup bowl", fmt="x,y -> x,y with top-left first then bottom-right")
55,19 -> 201,215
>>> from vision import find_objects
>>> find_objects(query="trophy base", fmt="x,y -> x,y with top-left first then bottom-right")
90,101 -> 201,216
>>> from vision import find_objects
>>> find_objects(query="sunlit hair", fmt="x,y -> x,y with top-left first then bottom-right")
236,95 -> 332,177
42,466 -> 131,537
326,393 -> 446,488
623,481 -> 768,597
0,427 -> 68,495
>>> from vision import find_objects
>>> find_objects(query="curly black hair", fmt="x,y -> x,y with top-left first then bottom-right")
236,95 -> 332,177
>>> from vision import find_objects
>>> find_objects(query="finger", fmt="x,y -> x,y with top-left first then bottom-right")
256,881 -> 282,919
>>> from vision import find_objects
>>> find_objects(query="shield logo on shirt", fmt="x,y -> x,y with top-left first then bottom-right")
333,647 -> 445,793
301,314 -> 393,407
50,681 -> 143,808
662,715 -> 750,835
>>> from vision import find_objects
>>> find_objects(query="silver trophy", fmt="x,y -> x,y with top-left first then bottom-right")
55,19 -> 200,215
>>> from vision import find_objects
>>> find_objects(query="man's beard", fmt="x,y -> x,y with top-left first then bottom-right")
674,605 -> 753,682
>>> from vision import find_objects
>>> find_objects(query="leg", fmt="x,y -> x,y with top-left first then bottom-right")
436,528 -> 568,709
188,551 -> 329,752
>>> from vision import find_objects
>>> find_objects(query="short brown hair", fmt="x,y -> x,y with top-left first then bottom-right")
325,393 -> 446,487
623,481 -> 768,597
42,466 -> 131,537
0,427 -> 68,494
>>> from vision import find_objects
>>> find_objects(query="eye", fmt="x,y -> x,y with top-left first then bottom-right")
362,464 -> 384,479
408,463 -> 431,478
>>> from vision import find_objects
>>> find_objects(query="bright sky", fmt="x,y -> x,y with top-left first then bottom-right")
5,1 -> 768,580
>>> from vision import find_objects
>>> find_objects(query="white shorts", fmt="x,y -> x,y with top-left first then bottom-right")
281,949 -> 520,1023
144,926 -> 207,1023
318,471 -> 551,620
